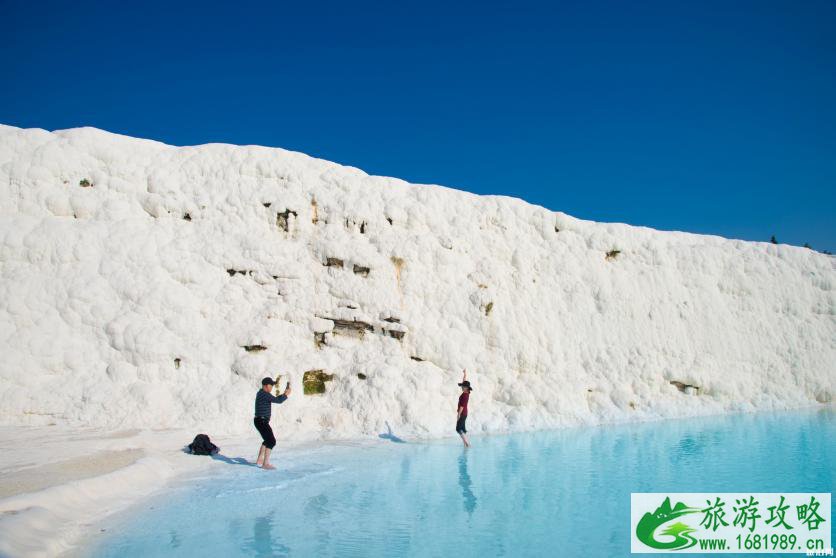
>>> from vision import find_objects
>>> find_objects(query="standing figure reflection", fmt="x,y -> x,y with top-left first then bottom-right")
459,451 -> 477,515
245,515 -> 290,558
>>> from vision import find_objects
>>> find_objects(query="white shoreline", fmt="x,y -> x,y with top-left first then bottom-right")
1,404 -> 831,557
0,428 -> 300,558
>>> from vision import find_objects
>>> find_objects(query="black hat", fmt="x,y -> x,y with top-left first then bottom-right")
458,380 -> 473,391
261,377 -> 276,386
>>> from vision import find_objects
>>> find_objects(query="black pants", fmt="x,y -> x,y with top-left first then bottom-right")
456,415 -> 468,434
254,417 -> 276,449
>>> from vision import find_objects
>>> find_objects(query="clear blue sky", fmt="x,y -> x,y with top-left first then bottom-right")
3,0 -> 834,250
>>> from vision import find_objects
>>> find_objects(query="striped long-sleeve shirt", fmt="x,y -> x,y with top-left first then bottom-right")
255,390 -> 288,419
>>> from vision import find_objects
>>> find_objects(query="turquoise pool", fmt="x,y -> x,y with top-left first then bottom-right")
89,408 -> 833,557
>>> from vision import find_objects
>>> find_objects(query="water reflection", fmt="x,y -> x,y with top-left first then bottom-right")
458,451 -> 477,515
304,493 -> 330,519
242,515 -> 289,558
673,434 -> 704,459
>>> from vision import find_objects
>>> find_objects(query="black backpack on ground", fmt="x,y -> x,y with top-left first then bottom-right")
188,433 -> 219,455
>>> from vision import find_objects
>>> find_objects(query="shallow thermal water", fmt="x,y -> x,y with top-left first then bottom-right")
88,408 -> 833,557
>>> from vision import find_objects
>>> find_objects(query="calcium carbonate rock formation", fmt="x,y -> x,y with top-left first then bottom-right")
0,125 -> 833,438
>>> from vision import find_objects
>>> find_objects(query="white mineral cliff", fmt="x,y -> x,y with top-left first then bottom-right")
0,125 -> 833,439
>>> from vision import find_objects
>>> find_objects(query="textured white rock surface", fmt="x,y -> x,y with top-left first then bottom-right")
0,124 -> 833,439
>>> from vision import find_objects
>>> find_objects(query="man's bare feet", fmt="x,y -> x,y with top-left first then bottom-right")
261,463 -> 276,470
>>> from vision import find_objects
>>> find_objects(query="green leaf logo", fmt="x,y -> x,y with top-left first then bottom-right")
636,497 -> 701,550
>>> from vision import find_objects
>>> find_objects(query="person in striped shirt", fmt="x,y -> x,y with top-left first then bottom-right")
254,377 -> 292,470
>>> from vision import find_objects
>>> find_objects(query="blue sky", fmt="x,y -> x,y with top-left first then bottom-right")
2,0 -> 834,250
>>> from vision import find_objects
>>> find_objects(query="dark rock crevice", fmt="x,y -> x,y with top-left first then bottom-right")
353,264 -> 370,277
670,380 -> 700,394
303,369 -> 334,395
276,209 -> 297,232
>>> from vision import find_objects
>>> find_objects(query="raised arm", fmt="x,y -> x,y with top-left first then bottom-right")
457,369 -> 467,415
270,391 -> 289,404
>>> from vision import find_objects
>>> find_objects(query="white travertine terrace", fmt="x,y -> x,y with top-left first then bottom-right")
0,124 -> 833,440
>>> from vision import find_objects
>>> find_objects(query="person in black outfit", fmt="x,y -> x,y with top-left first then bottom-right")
254,377 -> 291,469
